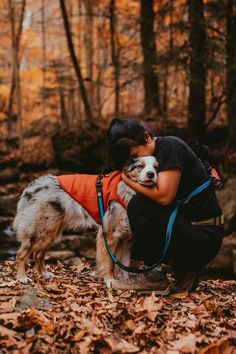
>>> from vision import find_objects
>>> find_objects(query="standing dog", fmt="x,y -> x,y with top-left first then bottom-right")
14,156 -> 158,285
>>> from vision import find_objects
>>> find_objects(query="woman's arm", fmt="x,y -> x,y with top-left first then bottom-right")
122,169 -> 182,206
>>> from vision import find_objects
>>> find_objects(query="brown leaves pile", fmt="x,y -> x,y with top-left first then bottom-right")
0,260 -> 235,353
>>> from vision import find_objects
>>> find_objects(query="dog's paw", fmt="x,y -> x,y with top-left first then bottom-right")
105,279 -> 113,288
17,276 -> 31,284
42,271 -> 54,279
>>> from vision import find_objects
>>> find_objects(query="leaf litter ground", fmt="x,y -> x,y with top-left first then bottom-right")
0,260 -> 235,353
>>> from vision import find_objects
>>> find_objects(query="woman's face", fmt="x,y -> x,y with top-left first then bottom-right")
130,134 -> 155,157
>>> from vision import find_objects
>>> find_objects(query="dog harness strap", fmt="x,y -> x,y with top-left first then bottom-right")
97,175 -> 213,274
161,177 -> 213,262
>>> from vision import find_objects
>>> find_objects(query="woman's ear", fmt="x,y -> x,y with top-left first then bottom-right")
144,132 -> 152,143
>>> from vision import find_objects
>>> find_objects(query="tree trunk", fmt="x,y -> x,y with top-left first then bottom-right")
77,0 -> 83,123
41,0 -> 46,119
59,0 -> 93,125
84,0 -> 94,106
7,0 -> 25,140
59,86 -> 69,130
110,0 -> 120,117
162,0 -> 174,116
140,0 -> 161,115
226,0 -> 236,145
188,0 -> 206,141
7,72 -> 15,137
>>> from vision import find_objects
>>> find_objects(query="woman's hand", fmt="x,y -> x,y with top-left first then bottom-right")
122,169 -> 182,206
121,173 -> 135,187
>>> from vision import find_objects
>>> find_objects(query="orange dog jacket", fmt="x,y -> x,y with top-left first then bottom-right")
57,171 -> 127,224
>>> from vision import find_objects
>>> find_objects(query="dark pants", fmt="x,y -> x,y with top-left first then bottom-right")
127,194 -> 223,269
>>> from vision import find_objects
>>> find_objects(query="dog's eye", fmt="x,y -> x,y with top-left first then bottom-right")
153,164 -> 158,171
136,164 -> 143,170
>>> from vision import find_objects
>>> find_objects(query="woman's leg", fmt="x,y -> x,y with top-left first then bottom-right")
128,194 -> 223,268
170,217 -> 223,268
127,193 -> 224,292
111,195 -> 172,292
127,193 -> 175,266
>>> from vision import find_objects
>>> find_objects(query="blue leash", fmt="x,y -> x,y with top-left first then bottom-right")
96,175 -> 213,274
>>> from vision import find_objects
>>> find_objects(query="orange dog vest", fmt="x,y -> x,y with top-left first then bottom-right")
57,171 -> 127,224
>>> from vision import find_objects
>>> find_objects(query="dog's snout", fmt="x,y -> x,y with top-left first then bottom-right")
146,171 -> 155,179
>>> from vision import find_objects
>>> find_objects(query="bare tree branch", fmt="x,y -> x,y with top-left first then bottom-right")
59,0 -> 93,125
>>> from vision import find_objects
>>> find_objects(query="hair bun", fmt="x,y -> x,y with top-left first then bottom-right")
107,118 -> 122,141
109,117 -> 122,127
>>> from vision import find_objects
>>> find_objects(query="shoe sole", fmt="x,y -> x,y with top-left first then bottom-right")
169,277 -> 200,294
137,285 -> 170,296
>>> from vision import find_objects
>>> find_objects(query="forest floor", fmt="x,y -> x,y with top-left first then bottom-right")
0,260 -> 235,354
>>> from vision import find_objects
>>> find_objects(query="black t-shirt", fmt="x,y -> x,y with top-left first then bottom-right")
154,136 -> 222,221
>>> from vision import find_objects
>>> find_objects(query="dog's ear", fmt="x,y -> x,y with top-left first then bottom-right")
123,157 -> 138,173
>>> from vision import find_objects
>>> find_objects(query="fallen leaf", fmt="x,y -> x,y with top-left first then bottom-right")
134,293 -> 163,321
170,291 -> 189,299
125,319 -> 136,331
199,339 -> 234,354
74,329 -> 87,341
203,299 -> 217,312
0,298 -> 16,313
105,337 -> 140,353
192,304 -> 206,315
0,312 -> 19,326
0,324 -> 19,338
171,333 -> 198,352
133,324 -> 146,335
0,280 -> 18,288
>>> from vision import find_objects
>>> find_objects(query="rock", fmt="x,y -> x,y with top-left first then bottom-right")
19,168 -> 59,183
0,182 -> 23,195
0,147 -> 20,183
26,118 -> 57,138
0,228 -> 18,246
0,148 -> 20,169
209,233 -> 236,273
62,234 -> 96,251
0,194 -> 19,216
3,224 -> 16,238
48,241 -> 67,251
45,250 -> 75,262
0,167 -> 19,184
0,140 -> 9,156
79,248 -> 96,259
61,235 -> 82,250
233,249 -> 236,275
16,284 -> 53,311
0,245 -> 18,260
53,128 -> 109,172
64,257 -> 83,265
216,178 -> 236,234
20,136 -> 55,170
0,217 -> 14,232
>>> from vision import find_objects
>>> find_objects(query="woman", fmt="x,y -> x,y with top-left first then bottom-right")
107,118 -> 224,294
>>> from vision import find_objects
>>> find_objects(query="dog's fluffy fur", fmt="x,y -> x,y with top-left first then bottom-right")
14,156 -> 158,286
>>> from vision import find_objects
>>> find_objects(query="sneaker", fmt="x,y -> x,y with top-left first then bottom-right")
111,268 -> 170,295
170,267 -> 201,293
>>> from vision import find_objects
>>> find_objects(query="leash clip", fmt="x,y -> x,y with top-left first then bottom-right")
96,174 -> 103,193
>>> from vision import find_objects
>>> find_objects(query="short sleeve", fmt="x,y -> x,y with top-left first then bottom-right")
155,138 -> 186,172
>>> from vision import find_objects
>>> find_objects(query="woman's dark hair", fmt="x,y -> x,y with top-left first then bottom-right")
107,118 -> 154,170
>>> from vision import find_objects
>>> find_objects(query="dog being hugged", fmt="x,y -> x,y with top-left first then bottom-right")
14,155 -> 158,286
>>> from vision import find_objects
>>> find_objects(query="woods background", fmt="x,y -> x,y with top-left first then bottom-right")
0,3 -> 236,352
0,0 -> 236,147
0,0 -> 236,230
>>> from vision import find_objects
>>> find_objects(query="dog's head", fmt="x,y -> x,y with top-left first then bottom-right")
123,156 -> 158,186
